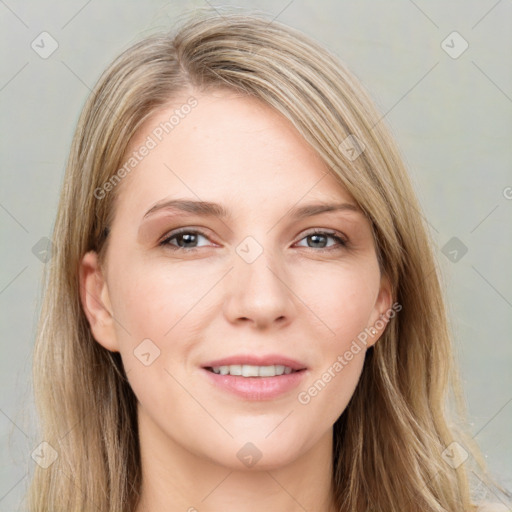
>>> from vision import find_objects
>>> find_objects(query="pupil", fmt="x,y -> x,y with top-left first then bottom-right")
309,234 -> 326,248
179,233 -> 196,247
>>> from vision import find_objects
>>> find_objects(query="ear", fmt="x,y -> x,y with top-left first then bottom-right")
79,251 -> 119,352
366,273 -> 394,348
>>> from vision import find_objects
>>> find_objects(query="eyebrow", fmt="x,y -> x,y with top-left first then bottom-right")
142,198 -> 361,221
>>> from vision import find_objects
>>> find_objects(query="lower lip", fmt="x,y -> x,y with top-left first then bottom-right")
201,368 -> 307,400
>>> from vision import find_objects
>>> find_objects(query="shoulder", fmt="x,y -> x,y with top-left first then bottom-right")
475,503 -> 510,512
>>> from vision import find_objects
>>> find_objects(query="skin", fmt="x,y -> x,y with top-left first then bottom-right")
80,88 -> 392,512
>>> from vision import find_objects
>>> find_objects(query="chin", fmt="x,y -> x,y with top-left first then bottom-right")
205,432 -> 309,471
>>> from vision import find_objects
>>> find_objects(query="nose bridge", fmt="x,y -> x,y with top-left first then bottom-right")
223,236 -> 294,327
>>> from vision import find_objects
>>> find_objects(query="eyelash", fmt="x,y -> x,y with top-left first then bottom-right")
159,228 -> 348,253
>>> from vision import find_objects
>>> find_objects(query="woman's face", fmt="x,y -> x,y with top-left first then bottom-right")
81,88 -> 392,470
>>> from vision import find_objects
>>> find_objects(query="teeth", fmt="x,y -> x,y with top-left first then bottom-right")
259,365 -> 278,377
210,364 -> 296,377
243,364 -> 260,377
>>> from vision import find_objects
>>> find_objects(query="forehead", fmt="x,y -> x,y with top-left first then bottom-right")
112,89 -> 356,220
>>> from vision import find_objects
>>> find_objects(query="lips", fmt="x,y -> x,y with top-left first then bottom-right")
200,354 -> 309,400
201,354 -> 308,371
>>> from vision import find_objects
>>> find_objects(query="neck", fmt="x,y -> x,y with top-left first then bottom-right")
134,407 -> 337,512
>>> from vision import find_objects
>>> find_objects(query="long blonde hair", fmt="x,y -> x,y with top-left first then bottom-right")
27,9 -> 509,511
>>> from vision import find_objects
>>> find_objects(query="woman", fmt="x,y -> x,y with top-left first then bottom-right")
27,10 -> 510,512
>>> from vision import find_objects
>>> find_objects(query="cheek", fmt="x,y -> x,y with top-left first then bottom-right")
109,258 -> 206,342
105,258 -> 206,398
294,262 -> 378,419
298,350 -> 365,428
296,323 -> 369,431
296,260 -> 380,342
107,260 -> 203,424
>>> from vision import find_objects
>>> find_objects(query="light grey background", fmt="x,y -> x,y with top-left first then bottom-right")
1,1 -> 511,509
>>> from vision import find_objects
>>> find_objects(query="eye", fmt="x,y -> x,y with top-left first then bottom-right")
295,229 -> 348,250
159,228 -> 348,252
159,228 -> 211,251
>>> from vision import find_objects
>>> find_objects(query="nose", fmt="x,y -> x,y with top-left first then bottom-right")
223,246 -> 296,330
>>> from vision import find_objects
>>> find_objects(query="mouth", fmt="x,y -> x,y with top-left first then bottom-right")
204,364 -> 304,377
200,356 -> 308,400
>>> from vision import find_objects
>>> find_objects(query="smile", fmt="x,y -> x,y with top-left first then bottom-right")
206,364 -> 298,377
202,366 -> 308,400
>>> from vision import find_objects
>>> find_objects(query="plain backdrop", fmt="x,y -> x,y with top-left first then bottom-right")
1,0 -> 511,509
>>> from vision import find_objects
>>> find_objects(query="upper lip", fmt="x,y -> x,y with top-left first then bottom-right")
202,354 -> 307,371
